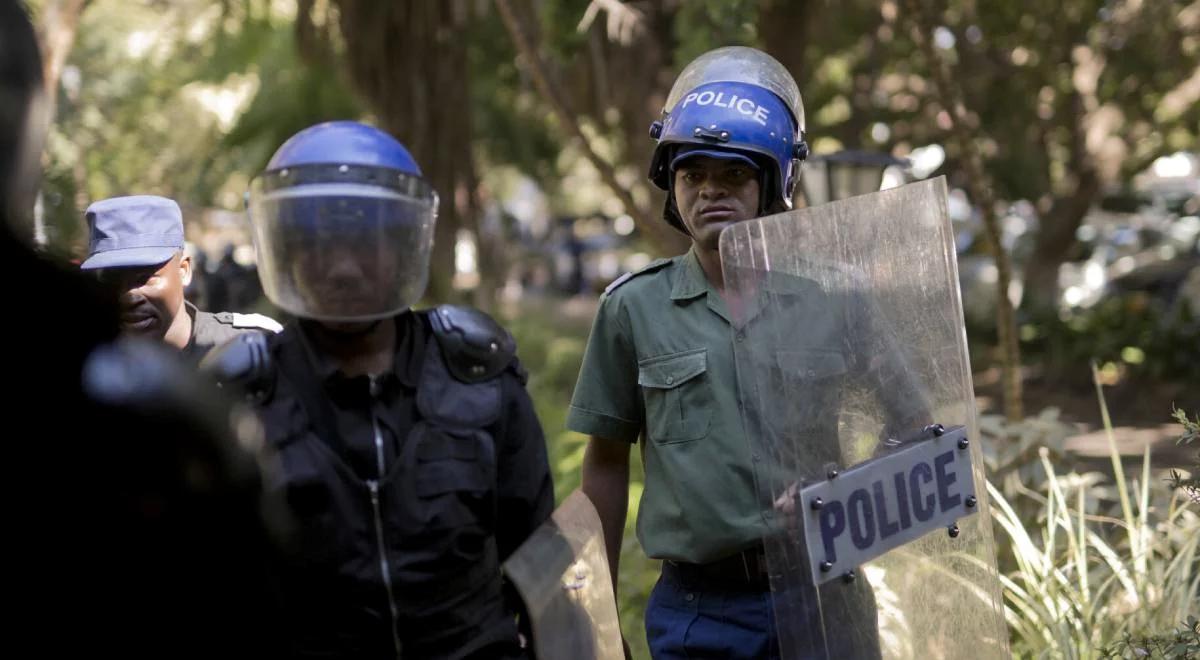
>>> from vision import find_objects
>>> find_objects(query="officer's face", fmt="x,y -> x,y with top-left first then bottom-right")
291,235 -> 399,318
97,252 -> 191,338
673,156 -> 760,251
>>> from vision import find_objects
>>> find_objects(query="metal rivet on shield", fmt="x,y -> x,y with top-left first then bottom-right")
489,342 -> 498,353
948,523 -> 961,538
719,131 -> 730,140
841,570 -> 856,583
280,168 -> 289,178
710,124 -> 717,129
929,424 -> 946,436
958,438 -> 970,450
827,468 -> 839,480
965,495 -> 977,508
338,164 -> 349,173
810,497 -> 824,511
820,561 -> 833,573
694,127 -> 703,136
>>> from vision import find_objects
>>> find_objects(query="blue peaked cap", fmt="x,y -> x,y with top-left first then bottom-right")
80,195 -> 184,270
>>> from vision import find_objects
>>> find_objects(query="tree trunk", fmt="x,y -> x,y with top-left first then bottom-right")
758,0 -> 813,83
1022,168 -> 1100,315
905,0 -> 1024,422
34,0 -> 89,123
33,0 -> 90,247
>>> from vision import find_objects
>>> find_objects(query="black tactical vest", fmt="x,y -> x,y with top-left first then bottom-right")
259,311 -> 523,659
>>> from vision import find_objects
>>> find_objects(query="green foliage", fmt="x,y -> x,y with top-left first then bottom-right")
671,0 -> 759,67
1015,293 -> 1200,382
41,0 -> 361,256
217,16 -> 361,179
468,10 -> 563,189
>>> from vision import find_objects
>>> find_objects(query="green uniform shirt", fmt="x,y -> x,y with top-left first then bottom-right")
567,248 -> 928,564
567,248 -> 766,564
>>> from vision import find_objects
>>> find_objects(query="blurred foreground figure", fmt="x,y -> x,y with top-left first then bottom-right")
205,121 -> 554,658
1,2 -> 282,655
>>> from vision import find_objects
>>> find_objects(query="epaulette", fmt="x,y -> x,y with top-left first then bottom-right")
212,311 -> 284,333
604,257 -> 673,296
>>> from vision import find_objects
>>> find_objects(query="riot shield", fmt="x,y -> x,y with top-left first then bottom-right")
719,177 -> 1008,659
503,490 -> 624,660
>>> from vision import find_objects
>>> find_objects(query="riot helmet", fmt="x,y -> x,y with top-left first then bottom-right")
648,47 -> 808,233
247,121 -> 438,322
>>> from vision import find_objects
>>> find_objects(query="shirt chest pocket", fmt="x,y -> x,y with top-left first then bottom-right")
773,349 -> 848,428
412,426 -> 497,529
638,348 -> 712,444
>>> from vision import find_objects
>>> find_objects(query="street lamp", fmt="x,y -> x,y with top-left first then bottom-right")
799,150 -> 909,207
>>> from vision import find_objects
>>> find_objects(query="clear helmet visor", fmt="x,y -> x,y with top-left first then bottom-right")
247,171 -> 437,322
664,46 -> 804,129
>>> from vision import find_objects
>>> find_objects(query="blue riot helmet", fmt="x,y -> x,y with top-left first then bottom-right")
247,121 -> 438,321
648,47 -> 808,233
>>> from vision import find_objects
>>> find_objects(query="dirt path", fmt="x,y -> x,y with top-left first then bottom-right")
974,366 -> 1197,470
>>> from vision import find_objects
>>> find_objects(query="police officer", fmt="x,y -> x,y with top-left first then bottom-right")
207,120 -> 554,658
80,195 -> 280,362
1,2 -> 282,655
569,46 -> 879,659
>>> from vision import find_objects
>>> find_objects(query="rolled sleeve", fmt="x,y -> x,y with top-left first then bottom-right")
566,293 -> 642,443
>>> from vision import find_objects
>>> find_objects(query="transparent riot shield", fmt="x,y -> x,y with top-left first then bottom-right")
504,490 -> 624,660
719,177 -> 1008,659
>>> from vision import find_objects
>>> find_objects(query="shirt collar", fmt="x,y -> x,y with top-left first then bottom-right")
670,247 -> 710,301
297,312 -> 423,388
183,301 -> 199,351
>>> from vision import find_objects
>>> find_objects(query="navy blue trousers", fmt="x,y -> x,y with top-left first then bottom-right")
644,564 -> 781,660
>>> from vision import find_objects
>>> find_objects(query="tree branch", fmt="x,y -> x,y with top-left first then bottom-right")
495,0 -> 682,253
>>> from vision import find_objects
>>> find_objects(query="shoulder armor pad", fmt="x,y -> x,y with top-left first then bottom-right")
604,257 -> 673,295
429,305 -> 516,384
199,332 -> 276,402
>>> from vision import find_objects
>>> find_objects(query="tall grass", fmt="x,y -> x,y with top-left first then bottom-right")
989,364 -> 1199,658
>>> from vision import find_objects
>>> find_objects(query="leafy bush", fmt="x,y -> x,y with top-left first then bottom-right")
1016,293 -> 1200,383
1167,408 -> 1199,505
1101,616 -> 1200,659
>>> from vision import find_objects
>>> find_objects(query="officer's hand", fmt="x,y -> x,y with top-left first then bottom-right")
773,481 -> 801,530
